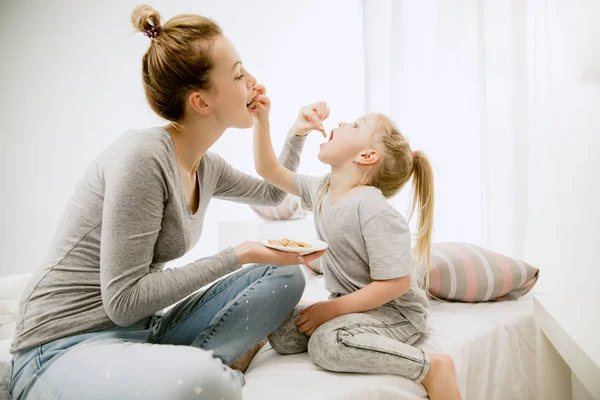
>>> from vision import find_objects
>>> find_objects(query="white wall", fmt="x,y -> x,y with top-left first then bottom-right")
0,0 -> 364,276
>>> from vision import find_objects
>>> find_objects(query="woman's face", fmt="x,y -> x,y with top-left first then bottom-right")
206,35 -> 258,129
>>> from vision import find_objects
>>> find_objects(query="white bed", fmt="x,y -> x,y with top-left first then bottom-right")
243,268 -> 537,400
1,269 -> 537,400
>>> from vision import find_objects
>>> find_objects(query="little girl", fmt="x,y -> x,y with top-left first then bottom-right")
250,90 -> 461,399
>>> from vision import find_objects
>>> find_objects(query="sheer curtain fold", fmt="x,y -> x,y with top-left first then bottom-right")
363,0 -> 600,292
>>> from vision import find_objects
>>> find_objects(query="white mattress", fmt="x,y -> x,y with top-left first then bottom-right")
0,269 -> 537,400
243,269 -> 537,400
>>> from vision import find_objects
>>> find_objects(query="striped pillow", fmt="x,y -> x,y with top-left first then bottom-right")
250,195 -> 309,221
428,242 -> 539,302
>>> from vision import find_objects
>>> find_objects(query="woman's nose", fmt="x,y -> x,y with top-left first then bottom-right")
338,123 -> 343,127
247,73 -> 257,89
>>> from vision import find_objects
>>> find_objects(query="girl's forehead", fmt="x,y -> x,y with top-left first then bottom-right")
357,114 -> 379,128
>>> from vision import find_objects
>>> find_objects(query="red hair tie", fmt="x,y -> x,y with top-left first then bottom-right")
411,151 -> 415,159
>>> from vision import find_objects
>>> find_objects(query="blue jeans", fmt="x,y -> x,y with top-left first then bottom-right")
9,264 -> 306,400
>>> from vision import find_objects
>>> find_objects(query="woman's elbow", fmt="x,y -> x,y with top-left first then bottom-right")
102,295 -> 137,327
263,186 -> 287,206
104,306 -> 135,327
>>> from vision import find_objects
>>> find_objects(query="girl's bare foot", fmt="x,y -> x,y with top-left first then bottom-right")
420,353 -> 462,400
229,339 -> 267,373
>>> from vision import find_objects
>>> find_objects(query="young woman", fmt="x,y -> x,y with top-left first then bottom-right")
9,6 -> 325,400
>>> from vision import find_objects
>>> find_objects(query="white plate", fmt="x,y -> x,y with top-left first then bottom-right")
259,237 -> 328,256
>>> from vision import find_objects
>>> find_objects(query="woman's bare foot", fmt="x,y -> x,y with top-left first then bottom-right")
420,353 -> 462,400
229,339 -> 267,373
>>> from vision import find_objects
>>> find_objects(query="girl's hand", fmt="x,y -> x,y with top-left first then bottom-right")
234,241 -> 326,266
295,300 -> 341,336
291,101 -> 330,137
250,84 -> 270,123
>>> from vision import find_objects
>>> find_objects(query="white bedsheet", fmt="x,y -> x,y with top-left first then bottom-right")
243,269 -> 537,400
0,269 -> 537,400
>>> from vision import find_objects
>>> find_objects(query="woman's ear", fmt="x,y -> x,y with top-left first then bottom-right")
188,90 -> 211,115
355,149 -> 380,165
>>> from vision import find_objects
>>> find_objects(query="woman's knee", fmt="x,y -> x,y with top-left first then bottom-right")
170,371 -> 241,400
271,265 -> 306,301
21,344 -> 243,400
165,351 -> 243,400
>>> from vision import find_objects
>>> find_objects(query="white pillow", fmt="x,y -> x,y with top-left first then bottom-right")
0,338 -> 12,400
0,274 -> 32,301
0,274 -> 32,340
250,194 -> 310,221
0,274 -> 33,398
0,302 -> 18,326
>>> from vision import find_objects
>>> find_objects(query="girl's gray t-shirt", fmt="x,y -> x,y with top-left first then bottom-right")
295,174 -> 429,333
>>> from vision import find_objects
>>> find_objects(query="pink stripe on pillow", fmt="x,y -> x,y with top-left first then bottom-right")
250,195 -> 303,221
430,265 -> 441,296
465,244 -> 495,300
494,251 -> 513,297
271,204 -> 281,220
450,243 -> 478,302
278,197 -> 291,219
264,208 -> 274,219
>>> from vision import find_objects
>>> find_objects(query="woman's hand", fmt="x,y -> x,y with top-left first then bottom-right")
295,301 -> 341,336
290,101 -> 330,137
249,84 -> 270,123
234,241 -> 326,266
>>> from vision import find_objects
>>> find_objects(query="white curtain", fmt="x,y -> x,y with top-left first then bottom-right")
363,0 -> 600,293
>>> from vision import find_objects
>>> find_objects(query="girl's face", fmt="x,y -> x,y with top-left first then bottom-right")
318,113 -> 380,168
203,35 -> 259,129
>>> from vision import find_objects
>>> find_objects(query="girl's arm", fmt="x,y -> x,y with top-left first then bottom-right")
253,95 -> 329,195
330,276 -> 411,314
295,276 -> 411,336
253,116 -> 298,195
